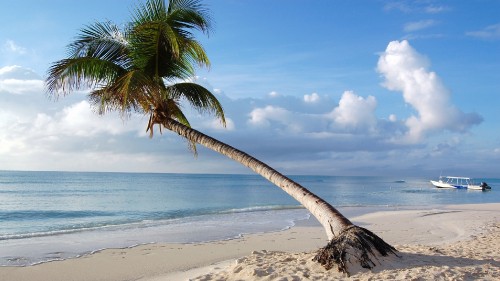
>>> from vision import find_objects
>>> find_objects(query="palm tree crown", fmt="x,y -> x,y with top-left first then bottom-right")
46,0 -> 225,148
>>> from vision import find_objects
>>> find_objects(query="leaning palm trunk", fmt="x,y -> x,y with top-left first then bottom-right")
162,118 -> 398,274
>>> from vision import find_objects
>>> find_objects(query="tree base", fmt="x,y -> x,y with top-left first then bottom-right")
313,225 -> 399,275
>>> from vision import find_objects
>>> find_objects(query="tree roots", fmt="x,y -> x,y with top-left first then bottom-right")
313,225 -> 399,275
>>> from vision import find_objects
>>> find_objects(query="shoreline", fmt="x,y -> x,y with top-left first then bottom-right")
1,203 -> 499,280
0,205 -> 400,267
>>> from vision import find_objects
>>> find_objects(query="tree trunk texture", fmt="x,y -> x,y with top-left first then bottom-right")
162,118 -> 398,274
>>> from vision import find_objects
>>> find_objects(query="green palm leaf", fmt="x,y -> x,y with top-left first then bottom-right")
166,82 -> 225,126
46,57 -> 125,97
89,70 -> 161,115
69,21 -> 129,66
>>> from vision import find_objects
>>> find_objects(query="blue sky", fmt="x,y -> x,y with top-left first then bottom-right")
0,0 -> 499,177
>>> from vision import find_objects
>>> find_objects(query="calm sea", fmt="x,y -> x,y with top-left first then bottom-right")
1,170 -> 498,266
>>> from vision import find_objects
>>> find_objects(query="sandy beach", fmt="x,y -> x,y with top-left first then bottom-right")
1,203 -> 499,281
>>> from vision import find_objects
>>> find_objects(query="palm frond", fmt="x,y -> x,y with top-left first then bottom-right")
132,0 -> 168,23
162,98 -> 198,154
166,98 -> 191,126
69,21 -> 129,66
168,0 -> 212,35
182,40 -> 210,68
46,57 -> 125,98
129,0 -> 211,78
166,82 -> 225,126
130,20 -> 181,72
88,70 -> 161,115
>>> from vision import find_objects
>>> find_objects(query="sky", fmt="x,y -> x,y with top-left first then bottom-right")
0,0 -> 499,177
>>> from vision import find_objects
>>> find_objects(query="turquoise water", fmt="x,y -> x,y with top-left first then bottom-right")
1,171 -> 498,266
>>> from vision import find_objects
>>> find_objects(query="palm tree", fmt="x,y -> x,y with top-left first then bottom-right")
46,0 -> 397,274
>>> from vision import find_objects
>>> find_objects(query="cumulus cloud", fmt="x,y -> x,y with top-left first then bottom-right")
1,66 -> 396,174
248,106 -> 292,128
327,91 -> 377,132
304,93 -> 320,103
202,117 -> 235,131
377,40 -> 482,143
466,23 -> 500,40
0,65 -> 147,163
268,91 -> 281,98
0,56 -> 491,175
245,90 -> 382,139
42,100 -> 140,137
3,100 -> 144,155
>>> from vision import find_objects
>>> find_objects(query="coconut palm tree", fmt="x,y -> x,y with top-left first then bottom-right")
46,0 -> 397,274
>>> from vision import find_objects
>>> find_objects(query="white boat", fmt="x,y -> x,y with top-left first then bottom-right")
468,182 -> 492,191
430,176 -> 456,188
430,176 -> 491,191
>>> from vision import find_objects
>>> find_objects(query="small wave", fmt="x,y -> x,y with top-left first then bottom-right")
0,206 -> 307,242
0,210 -> 115,221
0,219 -> 143,241
219,205 -> 304,214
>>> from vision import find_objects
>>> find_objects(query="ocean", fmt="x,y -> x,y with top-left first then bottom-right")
1,170 -> 498,266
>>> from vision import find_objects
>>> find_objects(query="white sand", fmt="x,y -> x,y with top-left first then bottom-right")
1,203 -> 498,281
192,204 -> 500,281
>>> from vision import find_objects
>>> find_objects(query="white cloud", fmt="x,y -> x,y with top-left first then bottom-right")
377,40 -> 482,143
327,91 -> 377,131
384,1 -> 449,14
55,101 -> 139,137
0,65 -> 146,160
0,79 -> 44,95
247,105 -> 320,135
466,23 -> 500,40
402,33 -> 444,40
0,60 -> 492,176
203,117 -> 235,131
0,65 -> 43,94
404,19 -> 437,32
2,65 -> 387,173
383,2 -> 413,13
246,90 -> 380,138
248,106 -> 291,128
304,92 -> 320,103
425,5 -> 450,14
1,100 -> 144,155
268,91 -> 280,98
